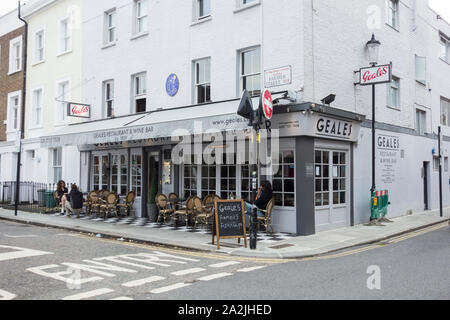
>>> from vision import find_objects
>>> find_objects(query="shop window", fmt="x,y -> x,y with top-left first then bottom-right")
239,47 -> 261,97
220,153 -> 237,199
131,154 -> 142,197
93,155 -> 109,191
201,162 -> 216,199
332,152 -> 347,205
315,150 -> 347,207
183,163 -> 198,198
111,154 -> 128,195
241,163 -> 253,203
273,150 -> 295,207
52,148 -> 62,183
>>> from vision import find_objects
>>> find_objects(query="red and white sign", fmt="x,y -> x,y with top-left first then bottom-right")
359,64 -> 391,86
262,89 -> 273,120
68,103 -> 91,119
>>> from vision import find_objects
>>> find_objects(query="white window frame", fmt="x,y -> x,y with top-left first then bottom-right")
92,152 -> 109,191
55,78 -> 71,126
58,16 -> 72,55
387,76 -> 400,109
415,55 -> 427,85
6,91 -> 21,133
110,151 -> 129,196
103,80 -> 115,118
52,148 -> 63,183
8,36 -> 22,75
440,34 -> 450,63
441,97 -> 450,127
30,86 -> 44,128
386,0 -> 399,30
415,108 -> 427,135
194,0 -> 211,21
34,29 -> 45,64
132,72 -> 147,113
193,58 -> 211,104
235,0 -> 260,11
130,149 -> 143,198
104,9 -> 117,45
239,46 -> 261,97
134,0 -> 148,36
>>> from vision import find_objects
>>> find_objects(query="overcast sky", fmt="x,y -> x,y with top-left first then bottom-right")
1,0 -> 450,26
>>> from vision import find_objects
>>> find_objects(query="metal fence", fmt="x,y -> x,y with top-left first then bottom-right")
0,181 -> 76,205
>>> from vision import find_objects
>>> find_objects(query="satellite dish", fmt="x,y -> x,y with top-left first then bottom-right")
237,90 -> 254,120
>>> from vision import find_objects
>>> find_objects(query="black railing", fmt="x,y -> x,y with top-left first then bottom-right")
0,181 -> 76,213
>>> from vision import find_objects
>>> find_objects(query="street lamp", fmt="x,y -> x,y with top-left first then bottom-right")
366,34 -> 381,215
366,33 -> 381,66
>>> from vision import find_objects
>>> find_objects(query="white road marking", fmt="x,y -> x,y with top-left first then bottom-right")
0,289 -> 16,300
122,276 -> 165,288
0,245 -> 53,262
110,297 -> 134,300
237,266 -> 266,272
150,282 -> 191,294
4,234 -> 38,238
62,288 -> 114,300
171,268 -> 206,276
197,273 -> 233,281
209,261 -> 240,268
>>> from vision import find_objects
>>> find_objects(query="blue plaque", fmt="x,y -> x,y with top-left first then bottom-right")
166,74 -> 179,97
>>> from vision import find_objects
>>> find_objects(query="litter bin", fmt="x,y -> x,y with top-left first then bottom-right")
37,189 -> 46,207
45,190 -> 55,209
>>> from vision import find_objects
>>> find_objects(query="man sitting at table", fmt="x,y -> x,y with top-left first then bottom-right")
65,184 -> 85,218
245,180 -> 273,218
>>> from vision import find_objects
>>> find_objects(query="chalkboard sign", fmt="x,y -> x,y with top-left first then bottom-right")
212,199 -> 247,249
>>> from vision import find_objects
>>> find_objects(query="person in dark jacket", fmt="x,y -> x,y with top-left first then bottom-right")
245,181 -> 273,217
65,184 -> 85,218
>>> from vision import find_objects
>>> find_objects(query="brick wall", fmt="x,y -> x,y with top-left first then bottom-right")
0,26 -> 25,142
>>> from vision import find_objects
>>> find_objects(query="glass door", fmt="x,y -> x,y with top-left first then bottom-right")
93,154 -> 109,191
110,153 -> 128,195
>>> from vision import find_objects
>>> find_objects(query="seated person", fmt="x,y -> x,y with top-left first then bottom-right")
245,181 -> 273,218
56,180 -> 68,214
64,184 -> 85,218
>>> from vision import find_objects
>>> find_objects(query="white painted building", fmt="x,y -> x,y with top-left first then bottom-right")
5,0 -> 450,235
20,0 -> 83,186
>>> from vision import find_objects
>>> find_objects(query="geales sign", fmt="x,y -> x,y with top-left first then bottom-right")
359,64 -> 392,85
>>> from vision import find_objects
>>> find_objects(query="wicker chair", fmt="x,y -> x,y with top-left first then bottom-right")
117,191 -> 136,217
173,196 -> 195,227
168,192 -> 179,211
193,195 -> 217,230
257,197 -> 275,234
156,194 -> 175,223
83,191 -> 98,216
99,192 -> 119,219
53,191 -> 62,213
90,192 -> 103,217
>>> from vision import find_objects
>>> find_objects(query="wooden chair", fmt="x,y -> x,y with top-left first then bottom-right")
83,191 -> 98,216
257,198 -> 275,234
156,194 -> 175,223
117,191 -> 136,217
193,195 -> 216,230
99,192 -> 119,219
173,196 -> 195,227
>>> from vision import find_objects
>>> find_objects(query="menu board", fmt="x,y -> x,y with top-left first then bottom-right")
212,199 -> 247,249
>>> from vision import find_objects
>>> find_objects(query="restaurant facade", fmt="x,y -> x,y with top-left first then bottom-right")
3,0 -> 450,236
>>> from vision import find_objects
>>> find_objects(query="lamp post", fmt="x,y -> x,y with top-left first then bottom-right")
366,34 -> 381,200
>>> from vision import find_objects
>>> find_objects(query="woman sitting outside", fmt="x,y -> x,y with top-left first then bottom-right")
245,180 -> 273,218
64,184 -> 85,218
56,180 -> 68,214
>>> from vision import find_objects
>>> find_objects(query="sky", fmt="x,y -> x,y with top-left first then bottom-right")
0,0 -> 450,23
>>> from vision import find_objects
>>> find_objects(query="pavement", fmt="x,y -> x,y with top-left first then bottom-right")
0,206 -> 449,259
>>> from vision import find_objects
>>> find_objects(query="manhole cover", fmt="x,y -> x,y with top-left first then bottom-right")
269,244 -> 294,249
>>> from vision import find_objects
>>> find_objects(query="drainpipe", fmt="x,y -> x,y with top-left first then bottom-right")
14,1 -> 28,216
